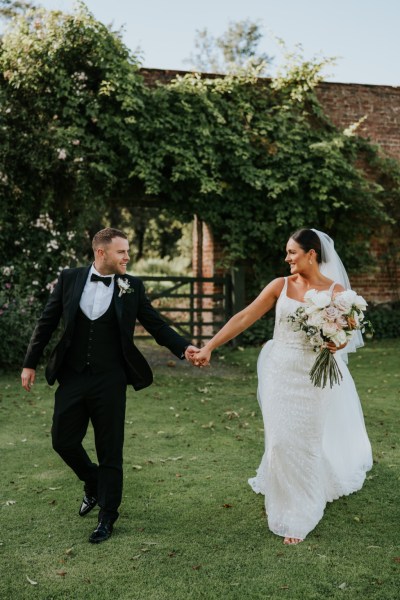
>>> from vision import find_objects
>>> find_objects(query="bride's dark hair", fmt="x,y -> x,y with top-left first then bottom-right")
290,228 -> 322,263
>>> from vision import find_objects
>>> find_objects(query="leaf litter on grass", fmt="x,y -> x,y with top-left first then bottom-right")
1,340 -> 400,600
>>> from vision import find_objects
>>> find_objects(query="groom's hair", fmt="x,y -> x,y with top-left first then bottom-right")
92,228 -> 128,251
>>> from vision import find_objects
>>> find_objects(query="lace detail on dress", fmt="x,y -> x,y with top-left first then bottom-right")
272,278 -> 311,350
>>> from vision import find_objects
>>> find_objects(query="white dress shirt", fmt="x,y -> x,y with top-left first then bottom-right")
79,265 -> 115,320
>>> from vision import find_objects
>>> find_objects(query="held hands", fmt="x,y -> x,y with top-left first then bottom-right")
184,345 -> 212,368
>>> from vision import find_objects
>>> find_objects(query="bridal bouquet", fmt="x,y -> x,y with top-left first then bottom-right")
288,289 -> 372,389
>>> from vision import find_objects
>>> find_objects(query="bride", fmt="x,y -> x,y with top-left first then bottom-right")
191,228 -> 373,545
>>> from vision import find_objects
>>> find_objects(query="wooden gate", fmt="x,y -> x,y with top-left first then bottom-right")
135,275 -> 233,345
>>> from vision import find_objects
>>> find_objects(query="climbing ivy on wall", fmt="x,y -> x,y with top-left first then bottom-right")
134,67 -> 394,283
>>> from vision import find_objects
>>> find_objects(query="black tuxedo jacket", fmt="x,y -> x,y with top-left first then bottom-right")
23,266 -> 190,391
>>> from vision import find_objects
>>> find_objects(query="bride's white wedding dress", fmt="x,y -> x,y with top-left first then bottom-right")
248,277 -> 373,540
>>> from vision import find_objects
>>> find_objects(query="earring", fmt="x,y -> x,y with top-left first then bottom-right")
309,260 -> 313,265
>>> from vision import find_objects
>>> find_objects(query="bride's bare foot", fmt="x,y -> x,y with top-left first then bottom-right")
283,537 -> 303,545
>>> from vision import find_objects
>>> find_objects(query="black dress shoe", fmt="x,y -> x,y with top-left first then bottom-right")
79,495 -> 98,517
89,520 -> 113,544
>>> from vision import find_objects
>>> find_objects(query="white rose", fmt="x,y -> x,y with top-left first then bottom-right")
305,304 -> 319,315
333,292 -> 352,313
304,289 -> 330,314
354,294 -> 367,311
331,330 -> 348,346
307,311 -> 325,327
304,289 -> 318,302
322,322 -> 339,338
304,290 -> 318,312
340,290 -> 357,303
313,291 -> 331,309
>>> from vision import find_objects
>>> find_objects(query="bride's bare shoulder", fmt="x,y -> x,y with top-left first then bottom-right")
263,277 -> 286,298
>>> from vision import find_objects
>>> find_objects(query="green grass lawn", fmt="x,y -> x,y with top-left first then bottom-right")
1,340 -> 399,600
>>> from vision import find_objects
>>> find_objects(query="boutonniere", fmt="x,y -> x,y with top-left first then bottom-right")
117,277 -> 133,297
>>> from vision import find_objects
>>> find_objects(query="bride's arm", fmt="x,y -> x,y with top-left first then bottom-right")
192,278 -> 284,365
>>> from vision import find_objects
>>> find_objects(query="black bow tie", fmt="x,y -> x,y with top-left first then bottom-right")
90,273 -> 112,287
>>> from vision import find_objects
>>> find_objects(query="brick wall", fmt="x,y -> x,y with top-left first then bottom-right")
140,69 -> 400,304
314,82 -> 400,302
316,82 -> 400,161
192,216 -> 226,338
348,233 -> 399,304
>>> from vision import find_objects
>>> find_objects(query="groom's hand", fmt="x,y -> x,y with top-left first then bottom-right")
21,368 -> 36,392
184,345 -> 200,364
192,346 -> 211,367
185,346 -> 210,368
185,345 -> 210,367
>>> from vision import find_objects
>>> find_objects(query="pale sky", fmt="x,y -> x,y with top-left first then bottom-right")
4,0 -> 400,86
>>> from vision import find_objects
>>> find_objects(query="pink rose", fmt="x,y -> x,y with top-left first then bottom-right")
322,306 -> 341,322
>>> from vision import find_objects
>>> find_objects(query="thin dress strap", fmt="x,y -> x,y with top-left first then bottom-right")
275,276 -> 288,304
328,280 -> 337,294
281,276 -> 288,295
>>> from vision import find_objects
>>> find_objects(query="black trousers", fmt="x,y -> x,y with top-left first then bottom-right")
52,364 -> 127,522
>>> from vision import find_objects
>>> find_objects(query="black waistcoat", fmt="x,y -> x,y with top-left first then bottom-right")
65,301 -> 123,373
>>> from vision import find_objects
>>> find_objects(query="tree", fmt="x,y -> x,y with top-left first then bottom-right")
0,0 -> 35,20
0,4 -> 147,366
186,19 -> 272,75
0,3 -> 144,283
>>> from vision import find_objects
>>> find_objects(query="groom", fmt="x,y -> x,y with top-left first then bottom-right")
21,228 -> 199,544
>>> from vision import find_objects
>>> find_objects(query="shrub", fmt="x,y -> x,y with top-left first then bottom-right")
0,283 -> 41,370
0,269 -> 59,371
368,304 -> 400,339
241,314 -> 275,346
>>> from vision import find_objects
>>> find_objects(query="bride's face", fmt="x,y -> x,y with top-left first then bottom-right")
285,238 -> 312,274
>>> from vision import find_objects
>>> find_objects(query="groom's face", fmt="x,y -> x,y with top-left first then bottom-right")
96,236 -> 130,276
